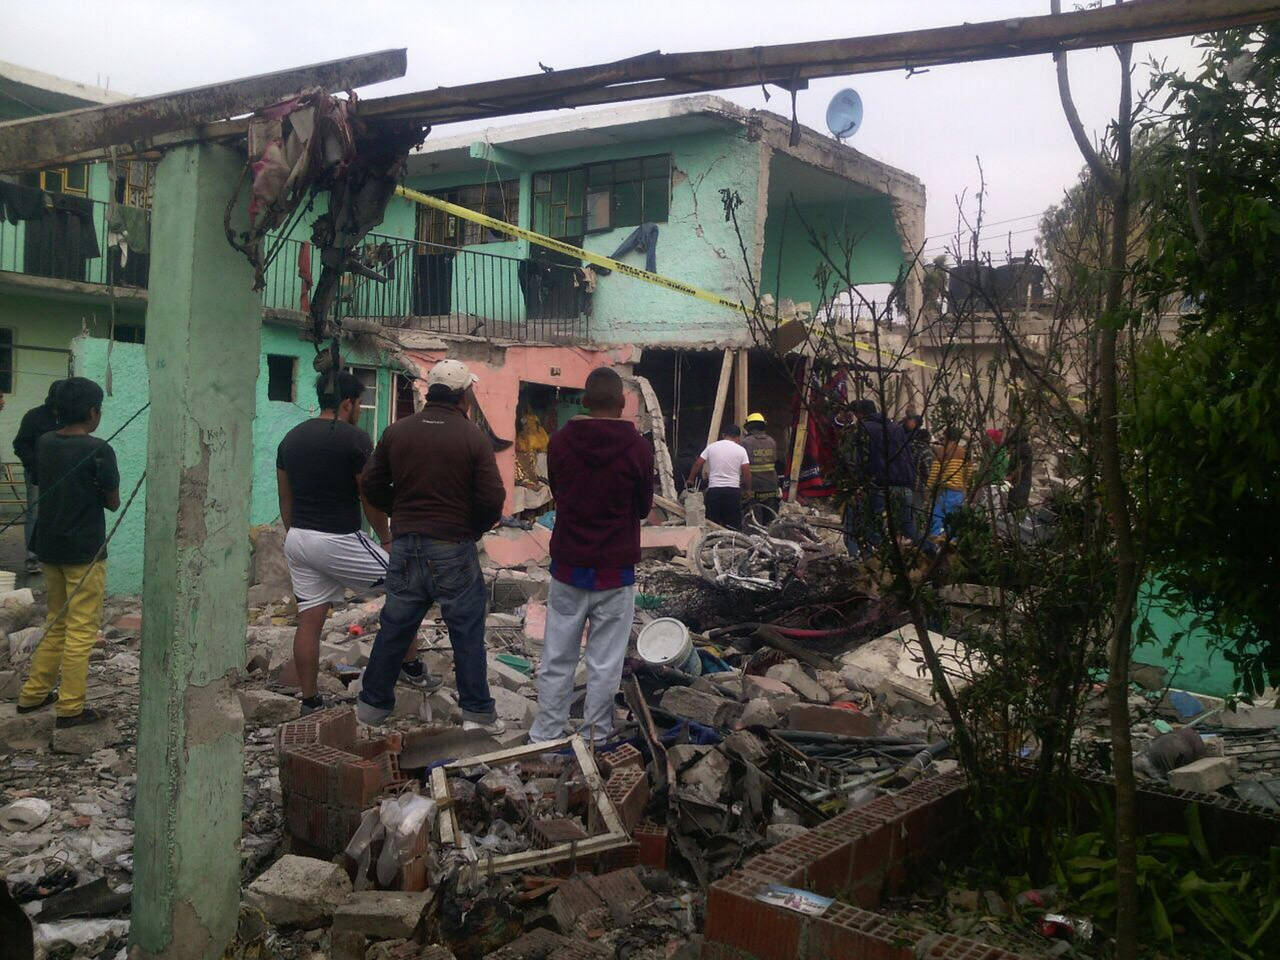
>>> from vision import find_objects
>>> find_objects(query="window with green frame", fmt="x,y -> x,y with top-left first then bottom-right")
532,155 -> 670,239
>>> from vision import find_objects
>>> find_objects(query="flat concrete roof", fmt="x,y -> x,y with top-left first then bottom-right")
407,94 -> 921,204
0,60 -> 131,116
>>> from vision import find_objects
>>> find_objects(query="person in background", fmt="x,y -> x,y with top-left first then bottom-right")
13,381 -> 65,575
530,367 -> 653,745
740,412 -> 781,521
844,399 -> 917,556
16,377 -> 118,729
277,371 -> 421,716
357,359 -> 506,732
926,426 -> 973,537
687,424 -> 751,530
902,411 -> 934,539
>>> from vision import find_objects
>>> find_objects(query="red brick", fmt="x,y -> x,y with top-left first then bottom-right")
280,743 -> 355,801
400,857 -> 429,892
634,819 -> 668,869
278,718 -> 320,749
787,703 -> 880,737
532,818 -> 589,848
602,766 -> 650,833
598,742 -> 643,776
310,705 -> 357,749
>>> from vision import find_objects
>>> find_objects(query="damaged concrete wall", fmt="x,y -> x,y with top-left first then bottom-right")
399,334 -> 640,514
760,192 -> 908,311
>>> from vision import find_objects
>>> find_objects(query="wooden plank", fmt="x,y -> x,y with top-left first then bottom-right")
734,349 -> 749,428
0,49 -> 407,172
705,349 -> 733,451
631,374 -> 677,502
787,358 -> 811,498
572,736 -> 627,838
441,734 -> 576,770
430,766 -> 457,847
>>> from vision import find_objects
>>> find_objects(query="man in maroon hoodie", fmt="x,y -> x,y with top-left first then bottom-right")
529,367 -> 654,744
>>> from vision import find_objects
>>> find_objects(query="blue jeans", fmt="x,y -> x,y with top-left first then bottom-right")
843,486 -> 917,557
358,535 -> 495,723
929,489 -> 966,537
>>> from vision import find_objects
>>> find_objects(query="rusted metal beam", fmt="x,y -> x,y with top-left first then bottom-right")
0,49 -> 407,172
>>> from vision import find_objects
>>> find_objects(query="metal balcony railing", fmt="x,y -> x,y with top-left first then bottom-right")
261,234 -> 590,343
0,183 -> 150,288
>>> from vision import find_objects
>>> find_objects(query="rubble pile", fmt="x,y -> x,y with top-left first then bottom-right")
6,510 -> 1280,960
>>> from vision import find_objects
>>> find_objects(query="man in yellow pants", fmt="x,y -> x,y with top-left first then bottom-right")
16,377 -> 119,729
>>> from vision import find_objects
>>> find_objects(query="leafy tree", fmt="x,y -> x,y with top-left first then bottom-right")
1131,27 -> 1280,695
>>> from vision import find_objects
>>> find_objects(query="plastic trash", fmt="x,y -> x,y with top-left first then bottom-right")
0,797 -> 52,832
1040,913 -> 1094,941
34,918 -> 130,956
375,794 -> 437,888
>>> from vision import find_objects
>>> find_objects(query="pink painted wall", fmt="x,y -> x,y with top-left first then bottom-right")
403,342 -> 642,514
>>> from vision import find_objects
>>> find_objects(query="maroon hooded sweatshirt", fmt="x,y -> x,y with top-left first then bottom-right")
547,416 -> 655,572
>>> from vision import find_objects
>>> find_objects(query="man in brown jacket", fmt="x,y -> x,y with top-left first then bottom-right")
356,359 -> 507,730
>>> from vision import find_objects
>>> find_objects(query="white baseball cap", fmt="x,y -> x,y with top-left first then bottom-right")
427,358 -> 478,392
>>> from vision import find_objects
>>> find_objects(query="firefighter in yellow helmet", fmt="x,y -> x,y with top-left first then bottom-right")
741,412 -> 781,520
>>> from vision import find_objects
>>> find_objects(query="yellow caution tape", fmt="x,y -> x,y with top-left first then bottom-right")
396,185 -> 973,380
396,185 -> 749,314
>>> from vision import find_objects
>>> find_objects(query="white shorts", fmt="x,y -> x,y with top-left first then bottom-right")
284,527 -> 389,612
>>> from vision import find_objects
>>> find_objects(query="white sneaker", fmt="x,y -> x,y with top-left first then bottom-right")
462,718 -> 507,735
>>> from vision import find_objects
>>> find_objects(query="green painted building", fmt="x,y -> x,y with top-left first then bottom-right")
3,70 -> 928,593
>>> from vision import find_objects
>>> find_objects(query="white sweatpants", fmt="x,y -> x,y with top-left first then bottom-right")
529,578 -> 635,744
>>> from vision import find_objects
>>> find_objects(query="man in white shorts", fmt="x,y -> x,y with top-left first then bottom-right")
277,371 -> 425,714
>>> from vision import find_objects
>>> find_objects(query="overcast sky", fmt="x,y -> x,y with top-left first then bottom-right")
2,0 -> 1204,260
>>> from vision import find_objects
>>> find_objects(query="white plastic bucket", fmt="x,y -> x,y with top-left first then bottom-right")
0,571 -> 16,592
636,617 -> 701,676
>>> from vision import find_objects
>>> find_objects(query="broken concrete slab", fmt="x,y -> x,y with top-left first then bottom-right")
237,688 -> 301,726
1168,756 -> 1238,793
766,662 -> 830,703
51,717 -> 122,756
0,703 -> 54,750
487,655 -> 535,693
523,601 -> 547,645
491,686 -> 536,725
0,669 -> 19,700
722,730 -> 768,766
766,823 -> 809,844
737,698 -> 780,729
742,675 -> 800,709
8,626 -> 43,662
839,627 -> 981,702
787,703 -> 879,737
332,890 -> 431,939
245,854 -> 353,928
678,745 -> 731,802
1217,705 -> 1280,730
481,526 -> 552,568
659,686 -> 741,727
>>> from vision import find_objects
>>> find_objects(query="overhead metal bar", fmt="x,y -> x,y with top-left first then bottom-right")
0,49 -> 407,172
8,0 -> 1280,172
357,0 -> 1280,124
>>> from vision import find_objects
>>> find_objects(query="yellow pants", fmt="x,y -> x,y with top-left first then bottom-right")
19,561 -> 106,717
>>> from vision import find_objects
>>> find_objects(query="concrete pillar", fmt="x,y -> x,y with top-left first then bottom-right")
130,143 -> 261,959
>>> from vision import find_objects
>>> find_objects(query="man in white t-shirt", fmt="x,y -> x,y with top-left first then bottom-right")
687,424 -> 752,530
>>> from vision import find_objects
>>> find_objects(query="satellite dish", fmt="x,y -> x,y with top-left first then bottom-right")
825,88 -> 863,140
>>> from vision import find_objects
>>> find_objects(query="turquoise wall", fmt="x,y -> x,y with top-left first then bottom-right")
0,294 -> 146,488
74,326 -> 395,594
760,194 -> 906,311
1136,578 -> 1240,698
400,130 -> 766,344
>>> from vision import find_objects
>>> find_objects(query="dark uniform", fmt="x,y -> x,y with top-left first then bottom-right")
741,429 -> 780,518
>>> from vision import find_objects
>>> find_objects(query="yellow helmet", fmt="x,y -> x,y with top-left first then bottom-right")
745,412 -> 767,424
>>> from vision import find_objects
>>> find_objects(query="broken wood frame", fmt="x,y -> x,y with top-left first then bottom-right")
704,349 -> 733,449
429,734 -> 631,875
631,374 -> 678,501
